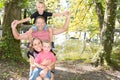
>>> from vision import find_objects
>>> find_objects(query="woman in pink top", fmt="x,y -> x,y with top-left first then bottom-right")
29,38 -> 55,80
35,40 -> 56,80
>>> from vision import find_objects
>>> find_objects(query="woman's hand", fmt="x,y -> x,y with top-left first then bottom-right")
41,59 -> 52,66
34,62 -> 46,69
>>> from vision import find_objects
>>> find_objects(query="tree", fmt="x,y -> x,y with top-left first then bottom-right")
1,0 -> 25,61
93,0 -> 118,66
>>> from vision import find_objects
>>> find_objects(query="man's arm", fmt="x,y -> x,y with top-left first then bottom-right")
52,12 -> 70,35
11,21 -> 32,40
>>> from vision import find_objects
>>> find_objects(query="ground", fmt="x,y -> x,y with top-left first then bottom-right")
0,60 -> 120,80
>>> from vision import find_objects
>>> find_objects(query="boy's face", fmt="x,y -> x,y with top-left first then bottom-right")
36,18 -> 46,30
42,42 -> 51,52
36,3 -> 45,13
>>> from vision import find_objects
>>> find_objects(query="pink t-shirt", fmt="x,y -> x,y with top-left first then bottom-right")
32,30 -> 50,41
35,51 -> 56,66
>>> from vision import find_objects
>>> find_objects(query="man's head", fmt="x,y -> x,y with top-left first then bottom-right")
36,1 -> 45,14
35,16 -> 46,30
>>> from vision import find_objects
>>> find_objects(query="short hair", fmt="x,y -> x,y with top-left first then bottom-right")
36,1 -> 45,7
42,40 -> 52,47
35,16 -> 45,23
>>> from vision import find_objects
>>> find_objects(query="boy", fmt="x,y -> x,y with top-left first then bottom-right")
14,1 -> 67,24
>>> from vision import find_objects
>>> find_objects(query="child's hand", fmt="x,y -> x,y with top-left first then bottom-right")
31,64 -> 36,70
11,20 -> 17,29
13,20 -> 20,25
41,59 -> 52,66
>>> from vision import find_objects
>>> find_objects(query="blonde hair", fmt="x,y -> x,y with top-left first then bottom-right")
36,0 -> 46,7
42,40 -> 52,47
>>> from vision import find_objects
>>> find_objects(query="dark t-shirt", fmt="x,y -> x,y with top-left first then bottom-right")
30,11 -> 53,23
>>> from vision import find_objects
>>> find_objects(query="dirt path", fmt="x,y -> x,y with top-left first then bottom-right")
55,60 -> 120,80
0,60 -> 120,80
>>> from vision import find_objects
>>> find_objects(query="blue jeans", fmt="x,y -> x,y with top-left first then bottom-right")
29,67 -> 51,80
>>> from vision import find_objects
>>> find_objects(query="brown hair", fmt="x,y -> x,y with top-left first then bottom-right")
35,16 -> 46,23
29,38 -> 42,53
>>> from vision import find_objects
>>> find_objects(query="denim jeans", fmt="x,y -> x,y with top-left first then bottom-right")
29,68 -> 42,80
29,67 -> 51,80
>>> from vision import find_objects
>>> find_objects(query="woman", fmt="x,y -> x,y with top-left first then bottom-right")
29,38 -> 54,80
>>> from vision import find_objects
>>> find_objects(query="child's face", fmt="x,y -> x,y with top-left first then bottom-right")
42,42 -> 51,52
36,18 -> 46,30
33,39 -> 42,52
36,3 -> 45,13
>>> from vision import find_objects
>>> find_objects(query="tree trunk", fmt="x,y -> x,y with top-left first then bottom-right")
101,0 -> 118,65
94,0 -> 104,32
1,0 -> 24,61
92,0 -> 118,66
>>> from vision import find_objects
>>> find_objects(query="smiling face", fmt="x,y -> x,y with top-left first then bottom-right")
36,2 -> 45,14
42,41 -> 51,52
32,38 -> 42,52
35,17 -> 46,31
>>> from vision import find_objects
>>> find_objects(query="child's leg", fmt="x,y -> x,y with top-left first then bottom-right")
50,73 -> 54,80
44,78 -> 50,80
50,70 -> 55,80
36,76 -> 42,80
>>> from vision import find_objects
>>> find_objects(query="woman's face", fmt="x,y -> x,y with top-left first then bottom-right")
32,39 -> 42,52
36,18 -> 46,30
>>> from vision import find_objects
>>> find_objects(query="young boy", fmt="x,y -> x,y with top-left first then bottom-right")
34,40 -> 56,80
14,1 -> 67,24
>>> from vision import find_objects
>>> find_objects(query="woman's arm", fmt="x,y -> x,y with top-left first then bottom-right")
52,12 -> 70,35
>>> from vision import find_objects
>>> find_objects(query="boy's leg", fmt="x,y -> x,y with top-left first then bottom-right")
50,70 -> 55,80
50,73 -> 55,80
36,76 -> 42,80
44,78 -> 50,80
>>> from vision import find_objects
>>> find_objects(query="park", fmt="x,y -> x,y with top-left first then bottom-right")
0,0 -> 120,80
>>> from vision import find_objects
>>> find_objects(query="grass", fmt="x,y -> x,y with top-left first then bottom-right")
55,39 -> 100,62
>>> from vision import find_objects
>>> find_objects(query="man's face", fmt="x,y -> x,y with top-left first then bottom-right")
36,18 -> 46,30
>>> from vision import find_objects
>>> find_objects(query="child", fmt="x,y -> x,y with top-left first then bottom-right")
14,1 -> 67,24
30,40 -> 56,80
